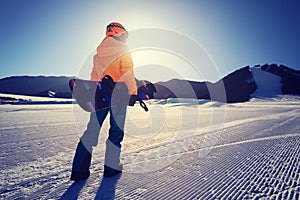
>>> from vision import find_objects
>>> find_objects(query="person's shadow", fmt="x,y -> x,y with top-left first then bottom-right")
60,180 -> 87,200
94,173 -> 122,200
60,174 -> 121,200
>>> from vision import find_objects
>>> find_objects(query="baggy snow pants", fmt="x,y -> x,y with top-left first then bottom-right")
71,103 -> 127,175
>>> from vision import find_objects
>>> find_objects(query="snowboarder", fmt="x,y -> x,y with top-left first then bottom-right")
71,22 -> 139,180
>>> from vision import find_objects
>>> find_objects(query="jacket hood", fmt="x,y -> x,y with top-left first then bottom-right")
97,37 -> 129,59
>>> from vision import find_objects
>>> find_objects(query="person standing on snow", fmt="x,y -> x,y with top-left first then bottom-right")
71,22 -> 138,180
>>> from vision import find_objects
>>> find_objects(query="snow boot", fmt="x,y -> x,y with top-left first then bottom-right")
71,141 -> 92,181
103,164 -> 123,178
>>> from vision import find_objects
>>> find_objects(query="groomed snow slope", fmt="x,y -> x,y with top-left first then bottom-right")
0,96 -> 299,199
251,67 -> 282,97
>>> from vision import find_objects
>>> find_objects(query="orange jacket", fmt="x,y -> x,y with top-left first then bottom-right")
90,37 -> 137,95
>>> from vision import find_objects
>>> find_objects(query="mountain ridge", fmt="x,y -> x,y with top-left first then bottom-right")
0,64 -> 299,103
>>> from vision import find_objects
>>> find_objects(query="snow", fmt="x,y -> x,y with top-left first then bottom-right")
251,67 -> 282,97
0,93 -> 73,105
0,96 -> 300,199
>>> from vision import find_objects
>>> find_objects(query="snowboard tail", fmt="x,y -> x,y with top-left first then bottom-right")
69,78 -> 109,112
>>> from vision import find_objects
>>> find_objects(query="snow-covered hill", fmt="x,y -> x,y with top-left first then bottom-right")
154,64 -> 299,102
0,76 -> 73,98
251,67 -> 282,97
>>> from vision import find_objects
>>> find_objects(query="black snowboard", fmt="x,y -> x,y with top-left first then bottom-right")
69,77 -> 156,112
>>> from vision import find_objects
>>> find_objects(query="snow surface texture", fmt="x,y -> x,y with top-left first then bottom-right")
251,67 -> 282,97
0,96 -> 300,199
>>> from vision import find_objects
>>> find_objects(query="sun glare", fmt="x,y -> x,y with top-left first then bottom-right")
131,49 -> 203,83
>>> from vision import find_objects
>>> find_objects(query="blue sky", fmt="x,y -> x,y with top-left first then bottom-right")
0,0 -> 300,80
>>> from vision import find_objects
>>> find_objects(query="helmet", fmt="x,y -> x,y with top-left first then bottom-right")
106,22 -> 128,38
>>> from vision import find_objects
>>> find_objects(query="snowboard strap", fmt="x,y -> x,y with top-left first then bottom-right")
139,100 -> 148,112
101,75 -> 116,105
101,75 -> 149,112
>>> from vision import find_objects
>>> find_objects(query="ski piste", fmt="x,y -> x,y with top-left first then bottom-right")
69,76 -> 156,112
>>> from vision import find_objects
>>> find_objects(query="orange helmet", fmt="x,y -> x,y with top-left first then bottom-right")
106,22 -> 128,38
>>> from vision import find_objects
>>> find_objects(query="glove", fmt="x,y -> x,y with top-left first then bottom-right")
129,95 -> 138,106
